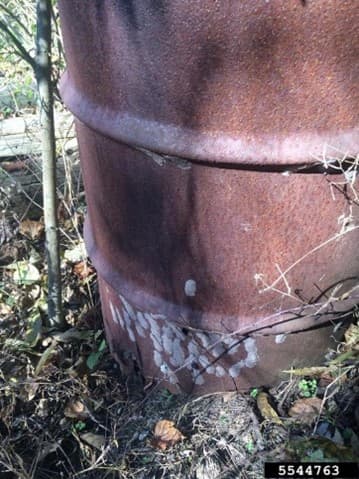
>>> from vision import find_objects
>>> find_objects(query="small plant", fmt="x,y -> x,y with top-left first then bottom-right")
86,336 -> 107,370
74,421 -> 86,432
250,388 -> 259,399
160,389 -> 175,405
298,378 -> 317,398
245,438 -> 254,453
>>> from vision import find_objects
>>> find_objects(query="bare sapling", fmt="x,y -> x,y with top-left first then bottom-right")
35,0 -> 64,328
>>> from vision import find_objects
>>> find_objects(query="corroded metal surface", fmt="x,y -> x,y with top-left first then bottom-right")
59,1 -> 359,392
99,277 -> 349,393
59,0 -> 358,165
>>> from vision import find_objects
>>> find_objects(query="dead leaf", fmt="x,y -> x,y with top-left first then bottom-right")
50,328 -> 94,343
257,392 -> 282,425
64,241 -> 86,263
151,419 -> 185,450
36,398 -> 49,418
64,400 -> 89,420
289,397 -> 322,424
222,392 -> 237,403
8,260 -> 41,284
344,322 -> 359,351
287,437 -> 357,462
73,260 -> 95,280
0,243 -> 22,263
38,441 -> 61,461
0,302 -> 12,315
1,159 -> 27,172
80,432 -> 106,450
28,284 -> 42,301
24,381 -> 40,401
19,219 -> 44,240
318,371 -> 335,388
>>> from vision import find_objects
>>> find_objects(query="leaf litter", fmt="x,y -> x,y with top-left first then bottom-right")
151,419 -> 185,451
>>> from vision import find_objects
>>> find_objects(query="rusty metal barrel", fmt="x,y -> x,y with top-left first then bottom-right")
58,1 -> 359,393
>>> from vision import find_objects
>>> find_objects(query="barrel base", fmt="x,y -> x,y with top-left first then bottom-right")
98,276 -> 348,394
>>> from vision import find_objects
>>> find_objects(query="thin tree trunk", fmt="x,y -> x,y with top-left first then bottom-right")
35,0 -> 64,328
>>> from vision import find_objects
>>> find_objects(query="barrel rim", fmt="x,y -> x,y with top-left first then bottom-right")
60,71 -> 359,168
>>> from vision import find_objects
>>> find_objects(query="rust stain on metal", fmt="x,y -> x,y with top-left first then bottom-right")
59,0 -> 358,165
58,0 -> 359,392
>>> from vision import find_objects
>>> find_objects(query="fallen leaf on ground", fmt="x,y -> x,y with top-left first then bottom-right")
288,397 -> 322,424
24,381 -> 40,401
8,261 -> 41,285
80,432 -> 106,450
151,419 -> 185,450
0,302 -> 12,315
19,218 -> 44,240
318,371 -> 335,387
38,441 -> 61,461
50,328 -> 94,343
36,398 -> 49,418
73,260 -> 95,280
64,241 -> 87,263
344,322 -> 359,351
28,284 -> 42,301
222,392 -> 237,403
64,400 -> 89,420
0,243 -> 22,263
257,392 -> 282,425
287,437 -> 357,462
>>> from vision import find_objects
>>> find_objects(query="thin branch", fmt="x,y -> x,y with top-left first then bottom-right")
0,2 -> 32,37
0,19 -> 36,70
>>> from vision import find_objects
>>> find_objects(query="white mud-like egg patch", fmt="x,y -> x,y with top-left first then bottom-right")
108,293 -> 259,387
184,279 -> 197,297
275,334 -> 287,344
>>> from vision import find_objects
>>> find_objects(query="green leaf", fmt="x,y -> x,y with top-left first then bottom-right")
245,439 -> 254,453
98,339 -> 106,352
74,421 -> 86,432
86,351 -> 102,370
86,338 -> 107,370
250,388 -> 259,398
